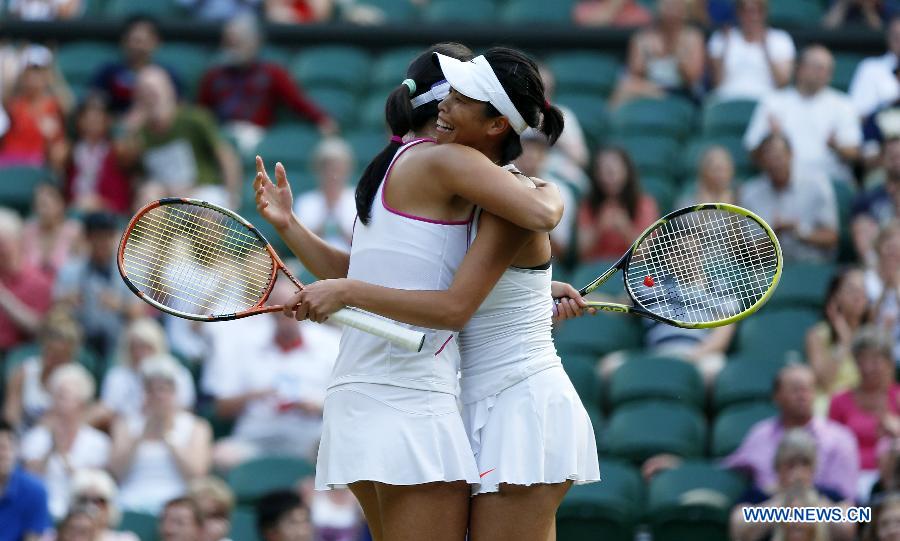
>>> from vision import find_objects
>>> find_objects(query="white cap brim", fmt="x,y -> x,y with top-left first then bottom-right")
434,53 -> 529,134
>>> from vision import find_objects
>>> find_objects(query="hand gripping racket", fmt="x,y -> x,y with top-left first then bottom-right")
561,203 -> 782,328
117,198 -> 426,352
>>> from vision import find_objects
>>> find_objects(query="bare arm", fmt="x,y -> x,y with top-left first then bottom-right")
108,419 -> 141,480
292,212 -> 531,330
801,227 -> 839,250
0,285 -> 42,336
3,368 -> 24,428
214,389 -> 271,419
687,324 -> 736,360
163,417 -> 211,480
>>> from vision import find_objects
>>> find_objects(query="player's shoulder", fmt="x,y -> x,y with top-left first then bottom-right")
411,142 -> 489,172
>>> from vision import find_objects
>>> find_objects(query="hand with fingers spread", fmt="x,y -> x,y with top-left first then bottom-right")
551,280 -> 596,322
254,156 -> 296,231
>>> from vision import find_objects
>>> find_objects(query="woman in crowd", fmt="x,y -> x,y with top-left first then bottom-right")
676,145 -> 737,207
21,183 -> 82,276
69,468 -> 139,541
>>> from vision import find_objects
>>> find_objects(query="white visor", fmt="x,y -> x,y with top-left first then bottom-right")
411,80 -> 451,109
434,53 -> 529,135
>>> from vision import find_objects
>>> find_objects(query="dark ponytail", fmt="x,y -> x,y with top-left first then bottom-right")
355,42 -> 473,225
481,47 -> 565,164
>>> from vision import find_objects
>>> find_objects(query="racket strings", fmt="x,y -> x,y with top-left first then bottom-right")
122,204 -> 276,315
626,209 -> 778,324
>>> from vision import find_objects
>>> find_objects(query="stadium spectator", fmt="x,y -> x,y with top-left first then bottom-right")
21,364 -> 109,520
576,146 -> 659,261
3,310 -> 82,431
96,318 -> 195,428
0,208 -> 54,353
572,0 -> 653,27
159,497 -> 204,541
64,94 -> 132,215
208,281 -> 339,469
0,418 -> 52,541
110,356 -> 212,514
514,130 -> 578,261
175,0 -> 263,21
264,0 -> 334,23
829,326 -> 900,497
69,469 -> 139,541
806,268 -> 869,416
118,66 -> 241,207
609,0 -> 705,108
707,0 -> 795,101
675,145 -> 737,207
4,0 -> 82,20
850,17 -> 900,118
21,183 -> 82,276
739,133 -> 839,263
54,211 -> 143,358
55,504 -> 101,541
729,429 -> 857,541
864,223 -> 900,359
645,364 -> 859,501
853,138 -> 900,266
743,45 -> 861,185
256,490 -> 313,541
536,63 -> 590,191
188,477 -> 235,541
292,137 -> 357,252
824,0 -> 900,30
198,13 -> 334,152
91,16 -> 183,114
866,492 -> 900,540
298,479 -> 361,541
0,46 -> 68,169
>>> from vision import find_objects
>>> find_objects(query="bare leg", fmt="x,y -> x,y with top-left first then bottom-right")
376,481 -> 470,541
469,482 -> 573,541
349,481 -> 383,541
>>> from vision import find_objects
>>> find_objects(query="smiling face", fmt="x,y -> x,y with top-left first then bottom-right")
435,89 -> 509,155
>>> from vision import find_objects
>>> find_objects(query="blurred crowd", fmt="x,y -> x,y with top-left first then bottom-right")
9,0 -> 900,540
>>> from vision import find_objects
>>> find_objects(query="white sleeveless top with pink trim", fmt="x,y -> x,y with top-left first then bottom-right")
328,138 -> 473,395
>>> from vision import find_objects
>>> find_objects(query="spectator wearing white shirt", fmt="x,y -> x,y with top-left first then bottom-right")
743,45 -> 862,185
849,17 -> 900,118
739,133 -> 840,263
707,0 -> 795,101
292,138 -> 356,253
208,281 -> 340,470
20,364 -> 110,521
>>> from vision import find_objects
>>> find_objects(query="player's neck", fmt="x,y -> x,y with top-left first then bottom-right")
412,123 -> 438,141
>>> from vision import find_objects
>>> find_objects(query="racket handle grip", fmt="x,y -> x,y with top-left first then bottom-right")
330,307 -> 426,352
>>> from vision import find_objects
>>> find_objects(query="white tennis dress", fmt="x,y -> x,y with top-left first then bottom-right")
459,205 -> 601,495
315,138 -> 480,490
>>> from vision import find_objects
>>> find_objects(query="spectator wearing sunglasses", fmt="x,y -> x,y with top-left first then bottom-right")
69,468 -> 138,541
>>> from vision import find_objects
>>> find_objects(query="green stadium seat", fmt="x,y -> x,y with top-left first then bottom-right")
735,307 -> 818,360
154,43 -> 211,98
260,45 -> 293,67
561,354 -> 603,408
227,456 -> 315,504
701,99 -> 757,138
198,400 -> 235,440
0,166 -> 49,214
569,259 -> 622,299
355,0 -> 419,22
253,125 -> 320,174
82,0 -> 108,17
711,401 -> 777,457
106,0 -> 182,17
646,462 -> 747,541
370,48 -> 421,95
606,400 -> 706,463
304,86 -> 359,128
712,355 -> 786,412
345,128 -> 389,166
833,54 -> 863,93
290,47 -> 370,93
607,135 -> 680,178
610,97 -> 696,141
833,179 -> 857,263
423,0 -> 496,22
554,92 -> 608,146
546,52 -> 621,96
767,0 -> 823,27
556,459 -> 643,541
358,94 -> 388,130
56,42 -> 118,87
768,262 -> 835,310
642,175 -> 678,214
554,311 -> 642,358
586,403 -> 607,454
500,0 -> 576,23
118,510 -> 158,541
608,355 -> 704,411
229,506 -> 260,541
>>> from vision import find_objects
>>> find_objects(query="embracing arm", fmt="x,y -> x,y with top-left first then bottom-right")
429,145 -> 564,232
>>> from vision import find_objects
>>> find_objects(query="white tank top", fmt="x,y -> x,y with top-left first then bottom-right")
328,138 -> 473,395
458,192 -> 562,405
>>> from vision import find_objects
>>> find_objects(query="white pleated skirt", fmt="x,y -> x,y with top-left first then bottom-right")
315,383 -> 480,490
462,365 -> 601,495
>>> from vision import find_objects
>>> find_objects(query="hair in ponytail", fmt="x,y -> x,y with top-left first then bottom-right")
481,47 -> 565,165
355,42 -> 473,225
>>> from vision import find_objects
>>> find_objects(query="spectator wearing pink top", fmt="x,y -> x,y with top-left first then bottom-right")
829,326 -> 900,497
21,183 -> 82,276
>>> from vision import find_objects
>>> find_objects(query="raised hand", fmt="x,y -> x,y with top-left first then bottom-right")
254,156 -> 295,230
